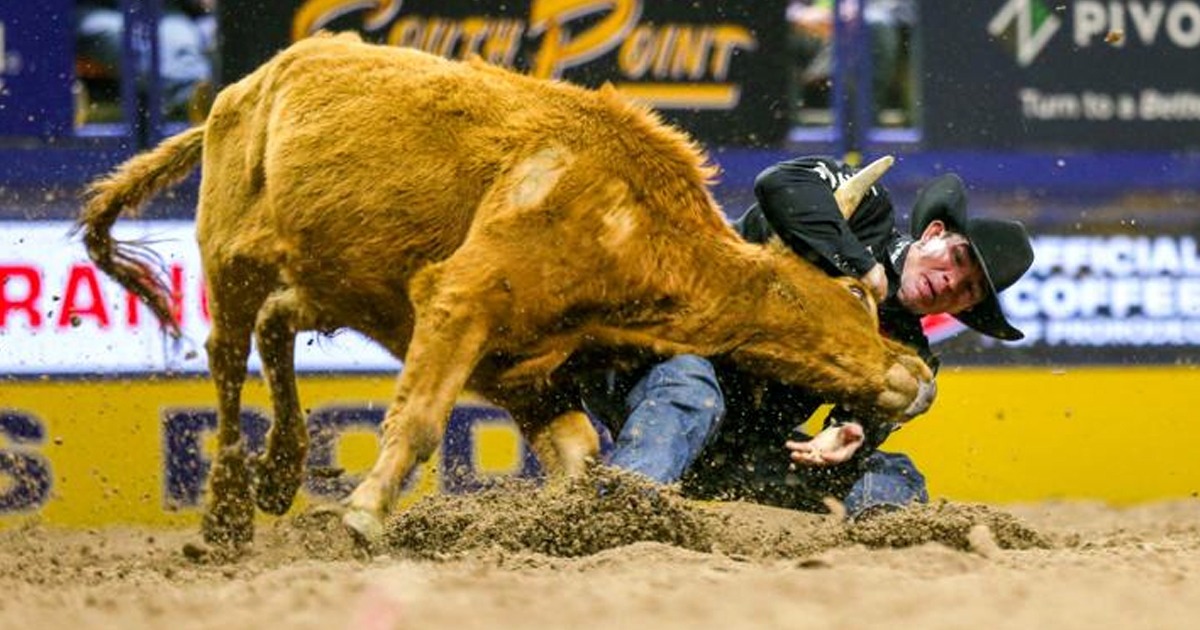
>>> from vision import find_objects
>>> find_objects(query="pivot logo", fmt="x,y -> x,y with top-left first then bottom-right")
991,1 -> 1200,66
989,0 -> 1063,66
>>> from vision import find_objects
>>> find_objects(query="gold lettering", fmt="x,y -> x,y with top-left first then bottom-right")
617,24 -> 748,81
387,16 -> 422,48
292,0 -> 402,41
650,26 -> 678,78
480,20 -> 524,67
419,19 -> 447,52
670,27 -> 712,80
617,25 -> 655,79
529,0 -> 641,78
290,0 -> 760,112
387,17 -> 524,65
709,25 -> 756,80
458,18 -> 489,58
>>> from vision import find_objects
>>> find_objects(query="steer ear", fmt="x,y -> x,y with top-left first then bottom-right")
835,155 -> 894,220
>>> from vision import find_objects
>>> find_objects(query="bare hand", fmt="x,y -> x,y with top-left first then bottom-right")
786,423 -> 865,467
862,262 -> 888,303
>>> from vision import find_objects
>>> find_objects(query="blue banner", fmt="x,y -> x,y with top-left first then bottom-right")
921,0 -> 1200,150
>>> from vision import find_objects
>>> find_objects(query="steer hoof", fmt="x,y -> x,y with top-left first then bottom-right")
343,508 -> 385,549
903,378 -> 937,418
252,454 -> 304,516
877,353 -> 936,419
202,447 -> 255,547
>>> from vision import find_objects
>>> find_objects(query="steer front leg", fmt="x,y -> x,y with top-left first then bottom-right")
343,281 -> 495,545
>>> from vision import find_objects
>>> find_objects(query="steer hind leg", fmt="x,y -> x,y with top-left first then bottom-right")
201,263 -> 275,547
518,409 -> 600,478
252,288 -> 314,515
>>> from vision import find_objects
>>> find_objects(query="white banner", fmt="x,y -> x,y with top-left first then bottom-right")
1001,234 -> 1200,347
0,221 -> 401,375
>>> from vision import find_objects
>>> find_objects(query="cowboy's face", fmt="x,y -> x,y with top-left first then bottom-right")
898,220 -> 986,315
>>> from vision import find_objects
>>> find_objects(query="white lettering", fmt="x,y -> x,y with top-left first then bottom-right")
1076,277 -> 1110,316
1183,237 -> 1200,273
1180,278 -> 1200,315
1110,278 -> 1141,315
1105,235 -> 1136,276
1017,234 -> 1200,347
1075,1 -> 1109,46
1109,0 -> 1128,42
1020,88 -> 1082,120
1074,1 -> 1200,47
1140,89 -> 1200,120
1165,1 -> 1200,46
1031,235 -> 1200,277
1005,279 -> 1042,319
1129,0 -> 1167,44
1045,317 -> 1200,346
1143,277 -> 1174,316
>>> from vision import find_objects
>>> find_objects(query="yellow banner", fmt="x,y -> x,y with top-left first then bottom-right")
0,376 -> 528,528
2,366 -> 1196,528
886,365 -> 1200,504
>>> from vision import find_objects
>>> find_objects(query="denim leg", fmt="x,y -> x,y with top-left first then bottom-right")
608,355 -> 725,484
842,451 -> 929,518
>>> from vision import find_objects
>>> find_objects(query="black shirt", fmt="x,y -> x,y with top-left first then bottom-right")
722,155 -> 939,454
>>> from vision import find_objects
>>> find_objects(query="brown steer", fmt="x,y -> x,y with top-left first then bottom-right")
77,33 -> 933,546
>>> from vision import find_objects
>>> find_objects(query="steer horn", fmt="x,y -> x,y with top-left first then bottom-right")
835,155 -> 894,219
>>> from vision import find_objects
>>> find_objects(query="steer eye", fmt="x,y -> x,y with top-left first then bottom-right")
843,281 -> 878,321
834,276 -> 876,318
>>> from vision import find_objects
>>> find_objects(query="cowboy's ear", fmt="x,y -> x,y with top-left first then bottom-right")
920,219 -> 946,240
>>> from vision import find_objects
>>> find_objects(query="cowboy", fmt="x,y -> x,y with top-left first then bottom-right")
582,155 -> 1035,517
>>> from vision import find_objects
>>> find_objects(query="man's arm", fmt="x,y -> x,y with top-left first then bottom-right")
753,157 -> 894,299
785,421 -> 866,466
789,320 -> 939,468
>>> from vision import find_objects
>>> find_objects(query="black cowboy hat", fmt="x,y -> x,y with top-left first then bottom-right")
909,174 -> 1034,341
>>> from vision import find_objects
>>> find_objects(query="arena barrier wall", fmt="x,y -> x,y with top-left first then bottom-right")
1,366 -> 1196,529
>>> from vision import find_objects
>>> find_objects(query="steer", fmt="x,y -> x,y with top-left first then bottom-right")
77,32 -> 933,546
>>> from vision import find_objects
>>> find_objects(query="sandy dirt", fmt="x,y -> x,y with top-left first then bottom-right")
2,470 -> 1198,630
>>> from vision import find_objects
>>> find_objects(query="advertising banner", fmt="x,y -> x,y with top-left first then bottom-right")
0,221 -> 400,375
0,377 -> 561,526
3,369 -> 1197,528
6,214 -> 1199,372
219,0 -> 790,147
927,219 -> 1200,366
921,0 -> 1200,150
0,0 -> 74,138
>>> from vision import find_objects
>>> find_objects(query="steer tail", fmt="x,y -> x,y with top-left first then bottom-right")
75,125 -> 206,337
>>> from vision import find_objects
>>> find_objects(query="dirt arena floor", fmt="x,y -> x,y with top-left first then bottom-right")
2,470 -> 1198,630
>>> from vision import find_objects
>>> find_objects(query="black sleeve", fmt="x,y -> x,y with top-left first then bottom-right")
753,157 -> 887,278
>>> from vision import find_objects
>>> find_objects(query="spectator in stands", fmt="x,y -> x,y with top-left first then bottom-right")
786,0 -> 917,125
75,0 -> 215,122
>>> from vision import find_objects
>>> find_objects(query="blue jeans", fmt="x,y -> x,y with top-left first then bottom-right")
583,355 -> 726,484
589,355 -> 929,518
843,451 -> 929,517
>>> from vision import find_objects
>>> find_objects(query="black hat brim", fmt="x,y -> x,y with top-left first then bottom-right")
910,175 -> 1031,341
